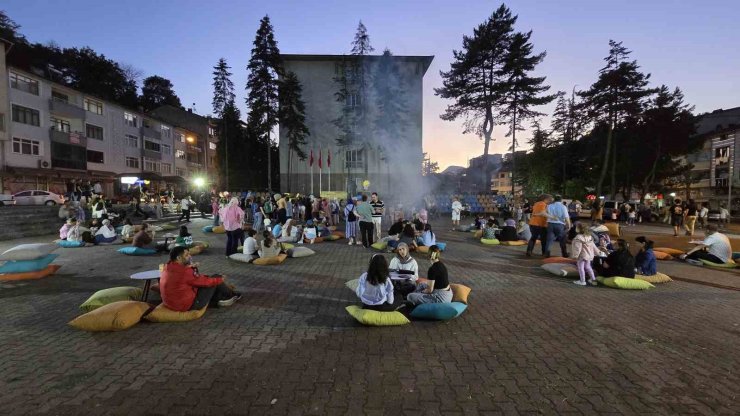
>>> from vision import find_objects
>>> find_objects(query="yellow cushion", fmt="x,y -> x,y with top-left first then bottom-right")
605,222 -> 620,237
653,247 -> 684,256
474,230 -> 483,239
69,301 -> 151,331
415,246 -> 430,253
596,276 -> 654,290
636,272 -> 672,284
500,240 -> 527,246
345,305 -> 410,326
450,283 -> 471,304
144,303 -> 208,322
480,238 -> 500,245
212,225 -> 226,234
700,259 -> 737,268
253,253 -> 288,265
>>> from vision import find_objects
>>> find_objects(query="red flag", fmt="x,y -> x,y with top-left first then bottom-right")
327,149 -> 331,168
318,147 -> 323,169
309,150 -> 314,167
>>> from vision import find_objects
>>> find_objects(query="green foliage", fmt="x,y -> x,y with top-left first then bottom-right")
279,71 -> 310,161
139,75 -> 182,112
212,58 -> 235,116
351,21 -> 374,55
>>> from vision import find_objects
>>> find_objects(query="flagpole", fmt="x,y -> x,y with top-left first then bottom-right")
319,147 -> 323,196
310,149 -> 314,195
328,148 -> 331,192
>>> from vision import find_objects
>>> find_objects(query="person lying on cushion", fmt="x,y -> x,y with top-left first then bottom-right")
404,245 -> 453,307
161,246 -> 241,311
634,236 -> 657,276
388,243 -> 419,279
593,239 -> 635,278
94,219 -> 118,244
355,254 -> 398,311
679,223 -> 732,265
259,231 -> 283,258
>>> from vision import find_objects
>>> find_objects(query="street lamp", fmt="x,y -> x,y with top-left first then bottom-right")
193,177 -> 205,188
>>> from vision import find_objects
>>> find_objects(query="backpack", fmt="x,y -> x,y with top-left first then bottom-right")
347,204 -> 357,221
263,201 -> 274,214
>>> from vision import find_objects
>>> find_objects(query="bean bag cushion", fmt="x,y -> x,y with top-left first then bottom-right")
474,230 -> 483,239
57,240 -> 85,248
333,231 -> 346,239
653,251 -> 674,261
69,301 -> 151,332
636,272 -> 672,284
143,304 -> 207,323
0,264 -> 61,281
733,252 -> 740,261
212,225 -> 226,234
450,284 -> 471,304
158,222 -> 179,231
202,225 -> 214,233
303,237 -> 324,243
541,263 -> 579,277
410,302 -> 467,320
605,222 -> 621,237
80,286 -> 143,312
188,246 -> 204,255
345,305 -> 410,326
415,246 -> 430,254
0,243 -> 57,261
118,247 -> 157,256
596,276 -> 654,290
345,279 -> 359,292
324,234 -> 340,241
371,241 -> 388,250
542,257 -> 578,265
653,247 -> 684,256
282,243 -> 295,250
0,254 -> 58,274
480,238 -> 500,245
229,253 -> 256,263
699,259 -> 737,268
500,240 -> 527,246
252,253 -> 288,266
436,242 -> 447,251
287,247 -> 315,258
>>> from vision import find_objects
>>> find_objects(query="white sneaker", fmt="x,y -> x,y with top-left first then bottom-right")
348,240 -> 354,245
572,280 -> 587,286
686,259 -> 703,266
218,295 -> 240,307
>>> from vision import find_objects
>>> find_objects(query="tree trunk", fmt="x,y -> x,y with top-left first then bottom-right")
596,124 -> 612,197
610,136 -> 617,200
287,147 -> 293,192
482,107 -> 494,193
266,131 -> 272,192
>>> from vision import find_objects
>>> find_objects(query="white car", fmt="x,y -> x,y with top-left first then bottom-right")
13,190 -> 65,206
0,194 -> 17,206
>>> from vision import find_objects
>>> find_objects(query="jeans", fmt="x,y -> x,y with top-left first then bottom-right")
213,214 -> 220,226
686,250 -> 723,264
225,230 -> 240,256
190,283 -> 233,310
359,221 -> 375,247
527,225 -> 547,255
544,222 -> 568,257
253,212 -> 263,232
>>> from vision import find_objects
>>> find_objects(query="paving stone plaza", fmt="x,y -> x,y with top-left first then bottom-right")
1,217 -> 738,415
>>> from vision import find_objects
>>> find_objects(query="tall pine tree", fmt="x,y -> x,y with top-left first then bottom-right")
279,71 -> 310,191
246,15 -> 283,191
212,58 -> 235,116
435,4 -> 517,190
212,58 -> 239,190
351,21 -> 374,55
550,89 -> 586,192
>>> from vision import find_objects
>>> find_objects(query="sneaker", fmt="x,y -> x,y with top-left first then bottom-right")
686,259 -> 703,266
348,240 -> 354,245
572,280 -> 587,286
218,295 -> 240,307
588,280 -> 598,286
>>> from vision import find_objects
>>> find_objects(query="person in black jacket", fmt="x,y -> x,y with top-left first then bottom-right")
593,239 -> 635,277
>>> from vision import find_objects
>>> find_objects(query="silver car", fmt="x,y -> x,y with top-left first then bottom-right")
13,190 -> 65,205
0,194 -> 17,206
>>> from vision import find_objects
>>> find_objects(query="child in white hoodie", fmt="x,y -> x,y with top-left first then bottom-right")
571,222 -> 599,286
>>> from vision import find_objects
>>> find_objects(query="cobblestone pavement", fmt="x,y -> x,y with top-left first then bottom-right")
1,218 -> 739,415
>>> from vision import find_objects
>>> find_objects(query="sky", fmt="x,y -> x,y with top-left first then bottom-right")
4,0 -> 739,169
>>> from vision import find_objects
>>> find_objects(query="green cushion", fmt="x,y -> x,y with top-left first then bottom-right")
371,241 -> 388,250
345,305 -> 410,326
118,247 -> 157,256
345,279 -> 359,292
597,276 -> 654,290
80,286 -> 143,312
410,302 -> 467,320
480,238 -> 500,245
699,259 -> 737,268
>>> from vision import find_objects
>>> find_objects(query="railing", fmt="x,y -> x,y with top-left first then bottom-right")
49,128 -> 87,147
49,99 -> 86,119
140,126 -> 162,140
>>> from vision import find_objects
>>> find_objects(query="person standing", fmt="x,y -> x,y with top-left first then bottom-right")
178,195 -> 191,222
356,194 -> 375,248
544,195 -> 571,258
451,197 -> 462,231
684,199 -> 698,237
220,197 -> 245,257
522,198 -> 532,223
719,205 -> 730,229
669,198 -> 684,237
344,197 -> 359,245
370,192 -> 385,241
571,223 -> 599,286
526,194 -> 552,257
698,202 -> 709,229
276,193 -> 287,225
252,196 -> 264,232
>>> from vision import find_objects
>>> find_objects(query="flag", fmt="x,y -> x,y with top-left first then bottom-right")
327,149 -> 331,168
309,149 -> 314,167
318,147 -> 323,169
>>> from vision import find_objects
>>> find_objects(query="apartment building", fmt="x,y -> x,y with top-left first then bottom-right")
0,61 -> 212,197
0,38 -> 12,193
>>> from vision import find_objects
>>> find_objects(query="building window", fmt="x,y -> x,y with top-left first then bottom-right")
0,113 -> 4,132
345,93 -> 362,108
144,140 -> 161,152
175,149 -> 186,160
12,137 -> 41,156
86,124 -> 104,140
345,149 -> 364,169
177,132 -> 186,143
144,157 -> 160,172
176,168 -> 186,177
124,112 -> 138,127
10,72 -> 39,95
125,157 -> 139,168
208,126 -> 216,136
209,142 -> 217,150
51,117 -> 71,133
161,163 -> 172,174
161,125 -> 171,138
124,134 -> 139,147
161,144 -> 171,156
83,98 -> 104,115
51,90 -> 69,103
12,105 -> 40,126
86,150 -> 105,164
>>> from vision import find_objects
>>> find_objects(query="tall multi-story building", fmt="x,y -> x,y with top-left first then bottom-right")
0,38 -> 13,193
278,54 -> 433,199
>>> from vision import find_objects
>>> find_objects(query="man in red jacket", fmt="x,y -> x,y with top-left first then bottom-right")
160,246 -> 241,311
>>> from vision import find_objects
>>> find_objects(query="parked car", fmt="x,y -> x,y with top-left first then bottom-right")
0,194 -> 17,206
13,190 -> 65,205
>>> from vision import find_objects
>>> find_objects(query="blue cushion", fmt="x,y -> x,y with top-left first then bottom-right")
57,240 -> 85,248
410,302 -> 467,320
118,247 -> 157,256
202,225 -> 214,233
0,254 -> 58,274
272,225 -> 282,238
436,242 -> 447,251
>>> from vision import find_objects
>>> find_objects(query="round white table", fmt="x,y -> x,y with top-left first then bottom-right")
130,269 -> 161,302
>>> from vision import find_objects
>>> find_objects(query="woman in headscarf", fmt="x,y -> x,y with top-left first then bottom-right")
94,219 -> 118,244
388,242 -> 419,279
219,197 -> 245,257
278,218 -> 301,243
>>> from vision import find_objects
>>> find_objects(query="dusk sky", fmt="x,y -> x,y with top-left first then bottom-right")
4,0 -> 739,169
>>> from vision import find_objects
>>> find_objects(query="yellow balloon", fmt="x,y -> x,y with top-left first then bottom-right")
362,180 -> 370,188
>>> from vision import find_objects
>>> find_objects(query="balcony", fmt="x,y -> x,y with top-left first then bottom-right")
187,161 -> 203,169
49,128 -> 87,148
140,126 -> 162,140
187,144 -> 202,153
142,149 -> 162,160
49,99 -> 86,119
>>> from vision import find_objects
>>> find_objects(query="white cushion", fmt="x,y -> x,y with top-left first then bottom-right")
0,243 -> 58,261
229,253 -> 254,263
541,263 -> 579,277
287,247 -> 315,258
